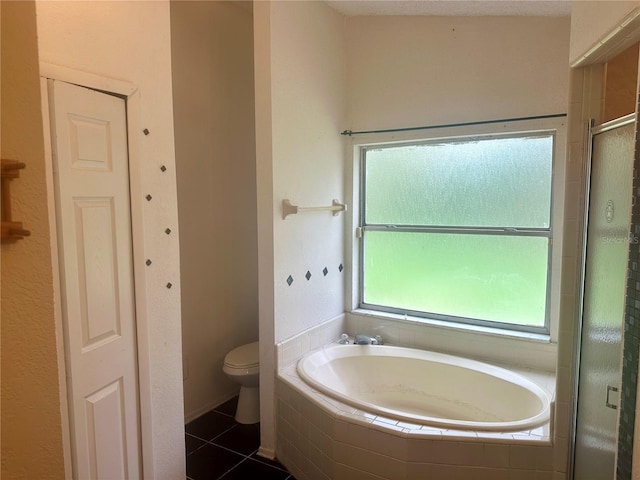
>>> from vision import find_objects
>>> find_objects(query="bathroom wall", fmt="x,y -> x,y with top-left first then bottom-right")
254,0 -> 347,456
346,15 -> 570,132
602,43 -> 639,122
570,0 -> 640,65
1,1 -> 66,477
35,1 -> 185,477
171,0 -> 258,422
270,2 -> 347,343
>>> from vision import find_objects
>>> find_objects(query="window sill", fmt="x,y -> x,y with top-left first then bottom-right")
352,308 -> 552,343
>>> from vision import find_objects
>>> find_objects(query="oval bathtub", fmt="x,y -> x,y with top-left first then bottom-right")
297,344 -> 550,432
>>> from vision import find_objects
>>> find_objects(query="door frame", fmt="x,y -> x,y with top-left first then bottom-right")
40,63 -> 153,479
569,10 -> 640,478
573,112 -> 636,479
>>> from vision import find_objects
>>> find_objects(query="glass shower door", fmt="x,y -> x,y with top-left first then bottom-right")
574,116 -> 635,479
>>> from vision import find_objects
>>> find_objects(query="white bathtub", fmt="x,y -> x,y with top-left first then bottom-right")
297,344 -> 550,432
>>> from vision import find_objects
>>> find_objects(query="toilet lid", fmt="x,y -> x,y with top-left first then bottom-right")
224,341 -> 259,368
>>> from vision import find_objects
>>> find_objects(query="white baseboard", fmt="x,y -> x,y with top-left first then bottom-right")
256,446 -> 276,460
184,391 -> 239,424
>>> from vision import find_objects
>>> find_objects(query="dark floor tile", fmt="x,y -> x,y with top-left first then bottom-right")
250,452 -> 288,471
186,443 -> 244,480
219,458 -> 290,480
186,410 -> 237,441
212,423 -> 260,456
214,396 -> 239,417
185,434 -> 206,455
187,406 -> 292,479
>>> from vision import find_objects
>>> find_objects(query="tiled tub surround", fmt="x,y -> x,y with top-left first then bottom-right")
276,314 -> 347,368
275,334 -> 556,479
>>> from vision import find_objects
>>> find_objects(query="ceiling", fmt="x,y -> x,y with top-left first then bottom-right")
324,1 -> 572,17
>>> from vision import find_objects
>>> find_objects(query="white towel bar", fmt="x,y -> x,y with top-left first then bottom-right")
282,199 -> 347,219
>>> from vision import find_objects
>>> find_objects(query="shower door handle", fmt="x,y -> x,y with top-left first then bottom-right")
606,385 -> 619,410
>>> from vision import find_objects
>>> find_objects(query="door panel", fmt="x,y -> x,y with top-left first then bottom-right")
75,198 -> 121,349
50,80 -> 141,479
85,379 -> 127,479
574,119 -> 635,479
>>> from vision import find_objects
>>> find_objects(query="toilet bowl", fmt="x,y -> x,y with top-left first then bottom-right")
223,341 -> 260,424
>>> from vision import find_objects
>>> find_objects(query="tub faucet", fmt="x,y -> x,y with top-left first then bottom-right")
354,334 -> 383,345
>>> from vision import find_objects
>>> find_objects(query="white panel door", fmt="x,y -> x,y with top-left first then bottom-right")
49,80 -> 141,479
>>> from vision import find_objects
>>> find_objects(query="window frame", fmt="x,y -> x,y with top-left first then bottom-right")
350,118 -> 566,338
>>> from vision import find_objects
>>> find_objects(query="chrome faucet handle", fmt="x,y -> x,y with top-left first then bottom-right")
374,335 -> 383,345
338,333 -> 350,345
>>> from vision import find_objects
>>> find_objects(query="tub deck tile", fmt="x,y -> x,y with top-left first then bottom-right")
528,424 -> 551,437
476,432 -> 517,443
396,421 -> 422,430
352,409 -> 377,422
373,416 -> 398,426
416,425 -> 444,437
510,433 -> 551,445
371,419 -> 406,434
441,429 -> 479,439
320,396 -> 357,416
339,412 -> 374,429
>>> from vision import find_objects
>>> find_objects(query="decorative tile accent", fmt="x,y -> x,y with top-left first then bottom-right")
286,275 -> 294,286
323,267 -> 329,276
339,263 -> 344,272
160,165 -> 167,172
145,194 -> 152,201
165,228 -> 171,235
145,259 -> 152,266
305,270 -> 312,281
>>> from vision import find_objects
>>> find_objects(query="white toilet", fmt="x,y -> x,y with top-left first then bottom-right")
223,341 -> 260,424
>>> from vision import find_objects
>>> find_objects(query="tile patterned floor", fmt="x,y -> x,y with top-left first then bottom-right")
186,397 -> 295,480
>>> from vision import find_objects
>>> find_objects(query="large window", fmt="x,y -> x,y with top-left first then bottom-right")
359,129 -> 557,333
